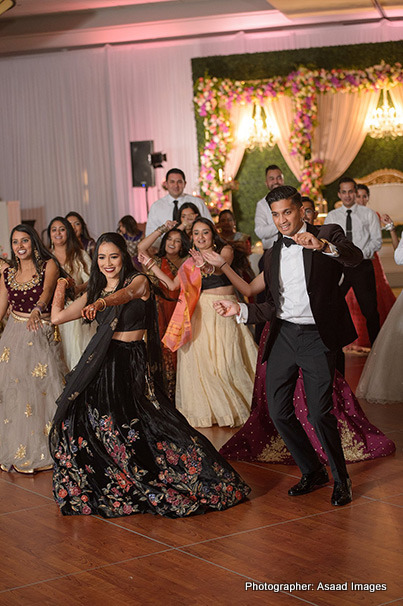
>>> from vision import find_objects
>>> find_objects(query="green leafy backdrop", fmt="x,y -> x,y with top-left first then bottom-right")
192,41 -> 403,241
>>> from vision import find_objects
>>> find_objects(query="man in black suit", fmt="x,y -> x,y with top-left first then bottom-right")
214,186 -> 363,506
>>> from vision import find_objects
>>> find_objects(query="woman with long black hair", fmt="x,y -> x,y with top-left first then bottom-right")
48,216 -> 95,370
49,232 -> 250,518
139,218 -> 257,428
0,224 -> 67,473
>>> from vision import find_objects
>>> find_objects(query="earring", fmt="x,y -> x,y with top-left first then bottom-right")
34,248 -> 41,262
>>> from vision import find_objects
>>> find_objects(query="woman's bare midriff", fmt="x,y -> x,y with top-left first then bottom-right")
112,329 -> 145,342
202,285 -> 234,296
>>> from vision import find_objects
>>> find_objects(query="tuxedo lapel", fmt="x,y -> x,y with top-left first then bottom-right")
303,223 -> 319,287
269,239 -> 281,309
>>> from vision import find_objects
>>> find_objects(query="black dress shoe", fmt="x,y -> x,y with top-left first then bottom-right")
288,466 -> 329,496
331,478 -> 352,506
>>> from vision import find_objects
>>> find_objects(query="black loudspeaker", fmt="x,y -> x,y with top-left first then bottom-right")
130,140 -> 155,188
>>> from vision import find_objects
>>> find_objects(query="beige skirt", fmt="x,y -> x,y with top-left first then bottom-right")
0,312 -> 68,472
176,292 -> 258,427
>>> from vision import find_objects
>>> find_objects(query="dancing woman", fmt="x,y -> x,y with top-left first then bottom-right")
139,218 -> 257,428
0,225 -> 67,473
177,202 -> 201,239
138,221 -> 190,401
49,233 -> 250,517
202,249 -> 395,464
48,216 -> 95,370
66,211 -> 96,258
117,215 -> 143,270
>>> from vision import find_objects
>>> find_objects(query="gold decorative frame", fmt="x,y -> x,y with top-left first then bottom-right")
357,168 -> 403,186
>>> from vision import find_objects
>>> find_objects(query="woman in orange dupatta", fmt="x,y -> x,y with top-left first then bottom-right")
138,221 -> 190,401
139,219 -> 257,428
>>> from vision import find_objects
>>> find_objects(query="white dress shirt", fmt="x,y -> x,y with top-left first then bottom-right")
324,203 -> 382,260
238,223 -> 338,324
394,237 -> 403,265
254,196 -> 278,249
145,193 -> 212,237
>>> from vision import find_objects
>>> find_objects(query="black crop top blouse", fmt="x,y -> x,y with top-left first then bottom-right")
201,273 -> 232,291
113,297 -> 152,332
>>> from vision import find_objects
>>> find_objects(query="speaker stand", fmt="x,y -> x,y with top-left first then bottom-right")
141,182 -> 150,212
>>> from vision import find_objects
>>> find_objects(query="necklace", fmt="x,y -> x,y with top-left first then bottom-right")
100,284 -> 118,297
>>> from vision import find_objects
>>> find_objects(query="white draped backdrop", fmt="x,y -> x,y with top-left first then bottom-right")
0,20 -> 402,238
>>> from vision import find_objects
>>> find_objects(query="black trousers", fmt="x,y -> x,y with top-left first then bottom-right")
265,320 -> 348,483
340,259 -> 380,345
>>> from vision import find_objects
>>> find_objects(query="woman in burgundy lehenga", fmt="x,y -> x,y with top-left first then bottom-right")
202,249 -> 396,465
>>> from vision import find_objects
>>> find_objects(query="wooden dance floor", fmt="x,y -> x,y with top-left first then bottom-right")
0,355 -> 402,606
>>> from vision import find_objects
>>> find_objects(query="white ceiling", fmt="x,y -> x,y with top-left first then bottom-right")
0,0 -> 402,56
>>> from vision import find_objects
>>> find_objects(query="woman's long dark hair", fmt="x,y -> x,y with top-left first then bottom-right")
10,224 -> 72,298
178,202 -> 201,220
86,233 -> 134,306
10,224 -> 62,274
48,216 -> 89,275
118,215 -> 142,236
86,233 -> 176,309
65,211 -> 94,243
191,218 -> 228,253
156,228 -> 190,259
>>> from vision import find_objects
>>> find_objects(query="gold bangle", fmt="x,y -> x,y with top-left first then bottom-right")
148,261 -> 156,271
57,277 -> 69,286
97,298 -> 107,312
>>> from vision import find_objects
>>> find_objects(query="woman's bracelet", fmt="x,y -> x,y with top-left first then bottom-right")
148,261 -> 156,271
157,225 -> 169,235
32,306 -> 42,316
195,261 -> 206,269
383,222 -> 395,231
57,277 -> 69,287
219,261 -> 227,269
96,298 -> 107,312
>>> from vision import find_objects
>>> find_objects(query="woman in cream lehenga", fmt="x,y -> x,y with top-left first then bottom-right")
139,218 -> 257,428
0,224 -> 67,473
48,216 -> 96,370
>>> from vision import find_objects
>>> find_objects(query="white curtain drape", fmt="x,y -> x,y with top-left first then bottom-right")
264,96 -> 304,180
223,104 -> 251,182
389,83 -> 403,115
312,90 -> 380,185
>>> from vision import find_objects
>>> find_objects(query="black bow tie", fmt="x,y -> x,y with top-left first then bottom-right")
283,237 -> 298,247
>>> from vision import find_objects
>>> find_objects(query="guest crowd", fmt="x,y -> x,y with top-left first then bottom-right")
0,164 -> 400,517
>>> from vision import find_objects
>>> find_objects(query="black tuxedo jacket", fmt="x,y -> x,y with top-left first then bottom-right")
247,222 -> 363,361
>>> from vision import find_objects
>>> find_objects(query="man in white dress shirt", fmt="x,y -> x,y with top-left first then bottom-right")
145,168 -> 211,237
254,164 -> 284,250
325,177 -> 382,345
214,186 -> 363,506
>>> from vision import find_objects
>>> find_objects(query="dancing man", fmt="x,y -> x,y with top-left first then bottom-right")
214,186 -> 363,506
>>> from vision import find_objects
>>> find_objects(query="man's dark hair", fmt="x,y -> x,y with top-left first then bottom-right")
266,185 -> 302,208
265,164 -> 282,176
301,196 -> 316,211
166,168 -> 186,181
357,184 -> 370,196
338,176 -> 357,191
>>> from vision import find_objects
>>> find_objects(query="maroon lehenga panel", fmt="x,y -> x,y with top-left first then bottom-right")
220,323 -> 395,464
345,253 -> 396,350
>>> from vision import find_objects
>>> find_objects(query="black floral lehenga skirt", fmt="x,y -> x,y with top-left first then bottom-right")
51,340 -> 250,518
